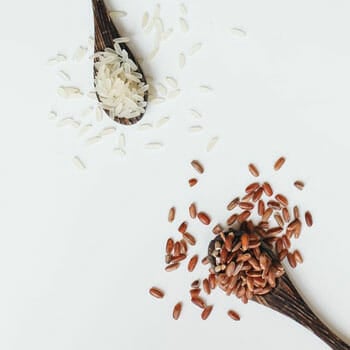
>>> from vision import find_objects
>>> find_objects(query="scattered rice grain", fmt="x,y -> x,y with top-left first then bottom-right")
231,27 -> 246,38
114,148 -> 126,156
179,17 -> 189,32
274,156 -> 286,171
190,109 -> 202,119
79,124 -> 93,136
58,86 -> 83,98
96,106 -> 103,122
86,136 -> 102,145
145,142 -> 164,150
149,287 -> 164,299
119,133 -> 126,148
168,89 -> 181,98
73,46 -> 88,61
207,136 -> 219,152
199,85 -> 212,92
100,127 -> 116,136
294,181 -> 305,190
165,77 -> 178,88
173,302 -> 182,320
109,10 -> 127,19
189,125 -> 203,133
305,211 -> 313,227
142,12 -> 150,28
57,70 -> 71,81
189,43 -> 202,56
156,117 -> 170,128
138,123 -> 153,130
179,53 -> 186,68
72,156 -> 86,170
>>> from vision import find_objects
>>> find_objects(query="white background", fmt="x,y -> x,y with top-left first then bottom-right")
0,0 -> 349,349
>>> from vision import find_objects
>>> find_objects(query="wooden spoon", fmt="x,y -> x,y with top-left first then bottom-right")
208,232 -> 350,350
92,0 -> 148,125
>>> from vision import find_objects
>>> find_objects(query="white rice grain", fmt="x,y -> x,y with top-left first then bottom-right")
114,148 -> 126,156
100,127 -> 116,136
180,3 -> 188,15
189,125 -> 203,133
57,70 -> 71,81
148,45 -> 160,60
150,97 -> 165,104
86,136 -> 102,145
145,142 -> 163,150
48,111 -> 57,120
168,89 -> 181,99
165,77 -> 178,88
110,11 -> 127,19
113,37 -> 130,44
156,83 -> 167,96
56,118 -> 80,128
189,43 -> 202,56
73,46 -> 88,61
207,136 -> 219,152
179,18 -> 189,32
80,106 -> 94,117
155,117 -> 170,128
48,54 -> 67,65
199,85 -> 212,92
79,124 -> 93,136
179,53 -> 186,68
87,91 -> 97,100
137,123 -> 153,130
161,28 -> 173,40
189,109 -> 202,119
96,106 -> 103,122
153,4 -> 160,18
142,12 -> 150,28
88,36 -> 94,48
155,17 -> 164,33
231,27 -> 247,38
119,133 -> 126,148
58,87 -> 83,98
73,156 -> 86,170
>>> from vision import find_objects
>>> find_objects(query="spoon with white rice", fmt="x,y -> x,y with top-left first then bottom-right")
92,0 -> 149,125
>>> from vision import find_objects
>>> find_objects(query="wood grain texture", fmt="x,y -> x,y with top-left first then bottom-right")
254,274 -> 349,350
208,231 -> 349,350
92,0 -> 148,125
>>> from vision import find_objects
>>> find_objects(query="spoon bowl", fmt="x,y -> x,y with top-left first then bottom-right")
208,229 -> 349,350
92,0 -> 148,125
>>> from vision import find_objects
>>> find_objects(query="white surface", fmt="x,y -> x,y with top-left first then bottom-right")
0,0 -> 349,349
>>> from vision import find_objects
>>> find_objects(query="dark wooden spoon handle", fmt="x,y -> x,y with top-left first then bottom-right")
255,274 -> 349,350
92,0 -> 120,52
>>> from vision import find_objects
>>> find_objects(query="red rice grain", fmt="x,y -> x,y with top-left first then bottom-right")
201,305 -> 214,320
165,263 -> 180,272
191,160 -> 204,174
191,297 -> 206,309
189,178 -> 198,187
188,255 -> 199,272
262,182 -> 273,196
248,163 -> 260,177
305,211 -> 313,227
178,221 -> 188,234
274,156 -> 286,171
189,203 -> 197,218
198,212 -> 211,225
166,238 -> 174,254
173,302 -> 182,320
168,207 -> 176,222
227,310 -> 240,321
149,287 -> 165,299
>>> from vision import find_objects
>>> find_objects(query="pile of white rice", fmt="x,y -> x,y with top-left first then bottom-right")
94,39 -> 148,120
